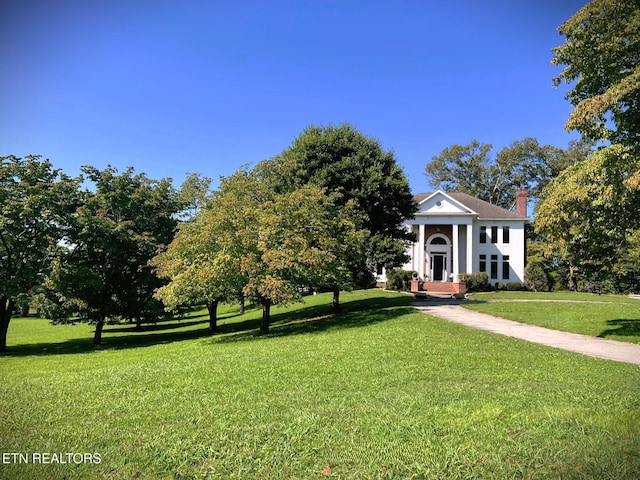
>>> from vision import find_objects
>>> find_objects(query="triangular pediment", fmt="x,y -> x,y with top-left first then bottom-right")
416,190 -> 476,215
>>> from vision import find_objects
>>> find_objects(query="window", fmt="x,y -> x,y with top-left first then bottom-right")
490,254 -> 498,279
376,264 -> 384,275
479,254 -> 486,272
503,226 -> 510,244
502,255 -> 510,280
480,226 -> 487,243
491,226 -> 498,244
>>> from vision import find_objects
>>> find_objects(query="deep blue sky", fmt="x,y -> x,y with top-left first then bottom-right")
1,0 -> 587,192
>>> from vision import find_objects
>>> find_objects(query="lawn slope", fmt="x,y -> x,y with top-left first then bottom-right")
1,290 -> 639,479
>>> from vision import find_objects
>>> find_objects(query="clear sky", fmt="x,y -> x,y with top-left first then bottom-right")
1,0 -> 588,192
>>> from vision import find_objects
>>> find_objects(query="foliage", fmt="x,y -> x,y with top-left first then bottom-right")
525,262 -> 550,292
536,144 -> 640,292
2,290 -> 640,479
425,138 -> 593,208
164,168 -> 367,334
41,166 -> 183,345
552,0 -> 640,149
458,272 -> 490,292
0,155 -> 80,350
255,123 -> 417,284
241,181 -> 366,332
385,269 -> 416,291
152,175 -> 246,333
506,282 -> 524,291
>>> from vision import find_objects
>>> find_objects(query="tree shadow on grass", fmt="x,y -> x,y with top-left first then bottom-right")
597,318 -> 640,340
1,292 -> 414,356
208,294 -> 415,344
1,313 -> 226,357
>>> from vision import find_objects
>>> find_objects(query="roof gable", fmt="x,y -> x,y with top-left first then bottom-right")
415,191 -> 475,215
414,191 -> 527,220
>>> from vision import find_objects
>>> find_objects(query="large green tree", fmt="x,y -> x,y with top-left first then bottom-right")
255,124 -> 416,288
0,155 -> 80,350
219,170 -> 365,333
537,0 -> 640,292
42,166 -> 183,346
425,138 -> 594,208
552,0 -> 640,149
536,145 -> 640,291
245,183 -> 364,333
153,186 -> 247,333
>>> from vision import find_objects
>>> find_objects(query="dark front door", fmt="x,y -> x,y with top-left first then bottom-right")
432,254 -> 445,281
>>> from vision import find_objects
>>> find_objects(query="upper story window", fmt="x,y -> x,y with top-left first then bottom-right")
480,226 -> 487,244
503,226 -> 510,244
491,226 -> 498,244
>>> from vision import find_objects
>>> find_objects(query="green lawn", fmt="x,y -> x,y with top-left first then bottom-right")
1,290 -> 639,479
465,291 -> 640,344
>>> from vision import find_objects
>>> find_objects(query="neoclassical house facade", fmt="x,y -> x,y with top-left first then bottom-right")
381,190 -> 528,291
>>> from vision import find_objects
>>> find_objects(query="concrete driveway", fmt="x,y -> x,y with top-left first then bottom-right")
413,299 -> 640,366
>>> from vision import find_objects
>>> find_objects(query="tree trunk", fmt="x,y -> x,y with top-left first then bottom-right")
239,294 -> 245,314
260,299 -> 271,334
0,298 -> 15,351
93,315 -> 105,347
136,315 -> 142,330
207,299 -> 219,333
568,263 -> 577,291
332,288 -> 341,313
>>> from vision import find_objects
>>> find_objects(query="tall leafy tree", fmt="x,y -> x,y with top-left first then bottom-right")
552,0 -> 640,149
0,155 -> 80,350
153,189 -> 246,333
42,166 -> 183,345
255,123 -> 416,290
425,138 -> 594,208
537,0 -> 640,291
243,183 -> 364,333
536,145 -> 640,291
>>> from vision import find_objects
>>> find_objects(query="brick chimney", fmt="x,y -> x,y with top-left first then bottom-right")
516,189 -> 527,217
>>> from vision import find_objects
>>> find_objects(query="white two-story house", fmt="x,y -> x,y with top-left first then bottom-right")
382,190 -> 528,292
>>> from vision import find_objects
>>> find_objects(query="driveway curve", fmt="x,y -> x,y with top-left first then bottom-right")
413,300 -> 640,366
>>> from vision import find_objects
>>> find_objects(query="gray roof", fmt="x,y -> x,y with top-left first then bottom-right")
414,192 -> 527,219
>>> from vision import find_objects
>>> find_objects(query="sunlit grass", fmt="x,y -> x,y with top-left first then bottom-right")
1,290 -> 639,479
466,291 -> 640,343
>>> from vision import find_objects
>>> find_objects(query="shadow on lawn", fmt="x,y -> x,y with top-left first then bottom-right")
597,318 -> 640,340
2,292 -> 414,356
209,294 -> 415,344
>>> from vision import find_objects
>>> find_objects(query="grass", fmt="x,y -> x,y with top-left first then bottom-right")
1,289 -> 639,479
465,291 -> 640,344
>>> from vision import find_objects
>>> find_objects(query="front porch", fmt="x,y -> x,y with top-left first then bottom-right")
410,279 -> 467,299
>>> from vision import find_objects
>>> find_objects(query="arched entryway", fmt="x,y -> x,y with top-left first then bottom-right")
426,233 -> 450,282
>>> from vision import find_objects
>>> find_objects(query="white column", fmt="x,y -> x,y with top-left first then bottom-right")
452,224 -> 459,282
466,224 -> 473,273
418,224 -> 425,279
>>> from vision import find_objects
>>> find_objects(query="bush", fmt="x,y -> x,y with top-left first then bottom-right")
386,269 -> 417,291
507,282 -> 524,291
458,272 -> 490,292
495,282 -> 505,291
548,271 -> 566,291
525,262 -> 549,292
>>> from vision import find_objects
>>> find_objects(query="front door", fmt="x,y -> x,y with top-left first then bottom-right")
430,253 -> 447,281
